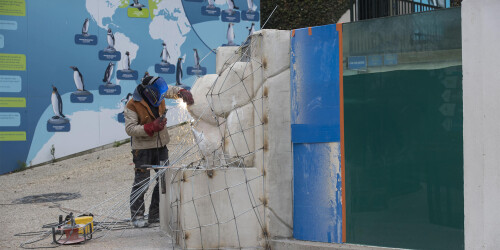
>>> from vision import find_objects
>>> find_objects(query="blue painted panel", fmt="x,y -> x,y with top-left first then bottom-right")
290,25 -> 340,130
293,143 -> 342,243
291,124 -> 340,143
291,24 -> 342,243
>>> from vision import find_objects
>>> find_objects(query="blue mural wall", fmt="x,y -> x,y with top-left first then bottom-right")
291,24 -> 342,243
0,0 -> 260,174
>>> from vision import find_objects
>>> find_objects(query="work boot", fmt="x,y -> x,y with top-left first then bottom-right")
132,215 -> 149,228
147,213 -> 159,224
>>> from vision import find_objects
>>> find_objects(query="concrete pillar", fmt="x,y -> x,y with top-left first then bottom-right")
462,0 -> 500,249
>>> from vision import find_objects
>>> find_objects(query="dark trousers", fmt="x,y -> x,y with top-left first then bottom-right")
130,147 -> 168,219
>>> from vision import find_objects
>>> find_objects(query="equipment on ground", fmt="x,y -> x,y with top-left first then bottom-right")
51,213 -> 93,245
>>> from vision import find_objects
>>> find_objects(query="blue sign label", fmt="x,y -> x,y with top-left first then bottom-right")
384,54 -> 398,65
221,11 -> 240,23
187,66 -> 207,76
367,55 -> 383,67
201,6 -> 221,16
117,70 -> 138,80
241,10 -> 259,21
184,0 -> 203,2
348,56 -> 366,70
47,121 -> 71,132
98,50 -> 121,61
99,84 -> 121,95
222,43 -> 239,47
70,91 -> 93,103
154,64 -> 175,74
74,34 -> 98,45
117,112 -> 125,123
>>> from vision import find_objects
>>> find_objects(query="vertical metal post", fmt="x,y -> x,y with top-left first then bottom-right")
350,0 -> 354,22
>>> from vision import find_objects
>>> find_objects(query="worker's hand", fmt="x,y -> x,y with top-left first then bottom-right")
143,117 -> 167,137
178,89 -> 194,105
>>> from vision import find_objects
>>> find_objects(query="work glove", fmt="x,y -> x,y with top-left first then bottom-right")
178,89 -> 194,105
143,117 -> 166,137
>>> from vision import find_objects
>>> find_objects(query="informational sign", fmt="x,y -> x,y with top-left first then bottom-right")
0,0 -> 260,174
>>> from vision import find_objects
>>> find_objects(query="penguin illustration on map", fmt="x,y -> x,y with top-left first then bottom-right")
117,51 -> 138,80
225,0 -> 239,15
193,49 -> 200,69
187,48 -> 207,76
226,23 -> 236,46
160,42 -> 170,65
246,0 -> 256,13
130,0 -> 146,11
98,28 -> 121,60
75,18 -> 97,45
99,62 -> 121,95
51,86 -> 65,119
175,58 -> 190,90
155,43 -> 175,74
176,58 -> 183,85
69,66 -> 93,103
82,18 -> 89,36
47,85 -> 70,131
125,51 -> 131,71
202,0 -> 221,16
103,62 -> 115,85
106,28 -> 116,52
247,22 -> 255,36
207,0 -> 216,9
70,66 -> 85,91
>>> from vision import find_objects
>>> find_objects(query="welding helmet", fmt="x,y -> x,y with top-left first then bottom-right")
142,76 -> 168,107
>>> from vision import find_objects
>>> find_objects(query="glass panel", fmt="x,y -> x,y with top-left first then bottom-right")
343,8 -> 463,250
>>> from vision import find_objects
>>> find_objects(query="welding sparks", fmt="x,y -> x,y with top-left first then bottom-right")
176,99 -> 188,110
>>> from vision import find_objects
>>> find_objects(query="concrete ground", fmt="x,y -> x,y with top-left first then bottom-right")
0,125 -> 189,249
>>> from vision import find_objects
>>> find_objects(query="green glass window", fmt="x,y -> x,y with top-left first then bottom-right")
343,8 -> 463,250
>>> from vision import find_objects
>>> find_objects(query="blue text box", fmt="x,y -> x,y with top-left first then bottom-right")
0,20 -> 17,30
0,112 -> 20,126
0,34 -> 4,48
221,11 -> 240,23
384,53 -> 398,65
348,56 -> 366,70
368,55 -> 383,67
0,75 -> 21,92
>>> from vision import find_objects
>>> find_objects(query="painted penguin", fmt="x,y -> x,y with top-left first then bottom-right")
193,48 -> 200,69
246,0 -> 257,12
176,58 -> 183,85
70,66 -> 85,91
82,18 -> 89,36
227,23 -> 235,46
121,93 -> 133,104
51,85 -> 65,119
160,42 -> 170,65
226,0 -> 239,14
125,51 -> 131,70
130,0 -> 146,11
246,22 -> 255,36
207,0 -> 215,9
103,62 -> 114,84
107,28 -> 115,50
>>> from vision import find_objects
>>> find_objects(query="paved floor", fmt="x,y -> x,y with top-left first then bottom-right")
0,126 -> 189,249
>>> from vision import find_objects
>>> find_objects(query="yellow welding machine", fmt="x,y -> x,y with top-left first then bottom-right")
67,216 -> 93,234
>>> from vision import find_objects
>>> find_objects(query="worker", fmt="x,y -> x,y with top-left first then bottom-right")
124,75 -> 194,227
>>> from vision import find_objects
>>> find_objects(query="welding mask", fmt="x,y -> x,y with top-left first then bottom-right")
142,76 -> 168,107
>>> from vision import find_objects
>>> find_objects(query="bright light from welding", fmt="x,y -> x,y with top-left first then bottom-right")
177,99 -> 187,110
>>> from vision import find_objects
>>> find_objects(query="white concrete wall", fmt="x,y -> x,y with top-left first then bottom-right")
160,29 -> 293,248
463,1 -> 500,249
